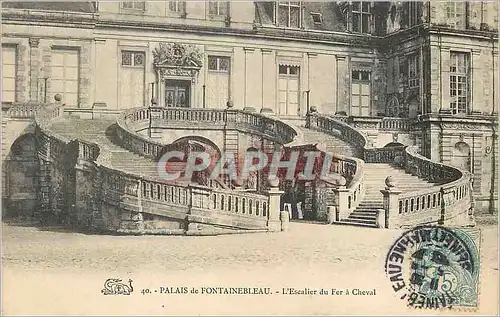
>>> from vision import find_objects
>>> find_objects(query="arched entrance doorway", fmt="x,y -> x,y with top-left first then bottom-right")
158,136 -> 222,187
4,133 -> 38,219
451,141 -> 471,171
384,142 -> 404,148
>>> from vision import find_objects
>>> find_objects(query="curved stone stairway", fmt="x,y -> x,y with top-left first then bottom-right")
51,118 -> 442,229
294,123 -> 442,228
337,163 -> 443,228
293,125 -> 359,158
49,118 -> 161,178
49,118 -> 228,188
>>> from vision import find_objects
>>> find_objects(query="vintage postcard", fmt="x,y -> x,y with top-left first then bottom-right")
1,0 -> 498,315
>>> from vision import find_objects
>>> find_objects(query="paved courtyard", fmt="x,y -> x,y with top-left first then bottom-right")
2,221 -> 498,315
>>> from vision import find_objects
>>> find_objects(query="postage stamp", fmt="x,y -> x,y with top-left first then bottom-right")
385,226 -> 481,310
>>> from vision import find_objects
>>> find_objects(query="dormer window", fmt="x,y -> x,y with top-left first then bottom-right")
407,1 -> 423,27
122,1 -> 145,11
343,1 -> 371,34
169,0 -> 186,14
276,1 -> 301,28
446,2 -> 466,29
208,1 -> 228,16
352,2 -> 371,33
310,12 -> 322,24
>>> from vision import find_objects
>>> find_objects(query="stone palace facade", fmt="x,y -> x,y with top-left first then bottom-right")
1,1 -> 498,229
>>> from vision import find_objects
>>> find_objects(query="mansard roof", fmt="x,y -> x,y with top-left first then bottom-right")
2,1 -> 97,13
255,2 -> 347,32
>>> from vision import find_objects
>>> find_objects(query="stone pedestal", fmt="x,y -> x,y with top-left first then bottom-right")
376,208 -> 386,229
333,186 -> 350,220
380,187 -> 402,229
327,206 -> 338,224
267,178 -> 284,232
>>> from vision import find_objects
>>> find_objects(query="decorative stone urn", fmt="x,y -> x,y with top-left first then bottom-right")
336,176 -> 347,187
268,175 -> 280,188
260,107 -> 274,116
243,106 -> 256,113
385,176 -> 396,188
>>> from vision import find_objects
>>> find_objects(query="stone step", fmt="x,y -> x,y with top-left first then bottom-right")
359,200 -> 383,204
362,197 -> 382,200
348,214 -> 378,221
353,208 -> 380,213
363,178 -> 427,183
357,202 -> 384,210
335,219 -> 379,228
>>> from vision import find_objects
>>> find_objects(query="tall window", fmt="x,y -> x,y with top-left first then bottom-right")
2,46 -> 16,102
121,51 -> 144,67
208,1 -> 228,16
277,1 -> 301,28
122,1 -> 145,10
449,52 -> 470,114
207,56 -> 230,108
52,49 -> 79,106
408,54 -> 420,88
278,65 -> 300,115
351,70 -> 371,116
408,2 -> 422,26
169,0 -> 186,13
352,2 -> 371,33
446,2 -> 466,28
120,51 -> 145,108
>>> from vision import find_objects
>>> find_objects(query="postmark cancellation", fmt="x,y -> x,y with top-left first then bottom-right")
385,225 -> 480,310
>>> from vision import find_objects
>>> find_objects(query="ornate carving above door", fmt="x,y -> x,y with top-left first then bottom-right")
152,43 -> 202,108
152,42 -> 203,69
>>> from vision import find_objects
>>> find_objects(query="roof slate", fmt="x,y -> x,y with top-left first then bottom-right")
2,1 -> 96,13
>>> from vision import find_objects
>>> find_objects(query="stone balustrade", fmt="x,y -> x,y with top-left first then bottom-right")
33,103 -> 288,235
307,112 -> 370,150
330,115 -> 416,132
3,102 -> 42,119
364,146 -> 406,163
116,107 -> 298,160
307,111 -> 474,228
380,117 -> 414,131
305,113 -> 368,220
382,146 -> 473,228
331,156 -> 365,221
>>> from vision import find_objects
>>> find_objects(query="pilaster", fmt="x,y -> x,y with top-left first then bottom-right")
335,55 -> 348,114
471,49 -> 482,114
29,37 -> 41,101
381,186 -> 402,229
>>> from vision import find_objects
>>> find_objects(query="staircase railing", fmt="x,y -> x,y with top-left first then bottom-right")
305,112 -> 369,220
307,111 -> 371,151
306,111 -> 474,228
116,107 -> 298,160
34,104 -> 287,234
385,146 -> 473,228
3,102 -> 43,119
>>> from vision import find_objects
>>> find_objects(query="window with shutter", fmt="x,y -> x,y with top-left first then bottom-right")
51,49 -> 79,106
2,46 -> 16,102
278,65 -> 300,115
449,52 -> 470,115
207,56 -> 230,108
351,70 -> 371,116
